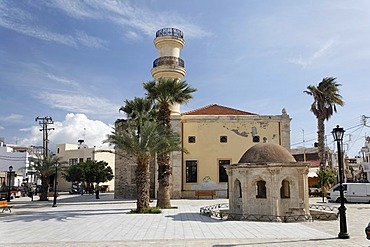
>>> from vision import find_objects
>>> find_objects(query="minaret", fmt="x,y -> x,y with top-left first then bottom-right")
151,28 -> 185,199
151,28 -> 186,115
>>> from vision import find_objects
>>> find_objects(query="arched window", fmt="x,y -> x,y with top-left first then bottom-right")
280,179 -> 290,198
234,179 -> 242,198
256,180 -> 266,198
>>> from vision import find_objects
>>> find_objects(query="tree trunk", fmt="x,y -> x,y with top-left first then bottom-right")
39,176 -> 49,201
156,153 -> 171,208
135,162 -> 150,212
317,116 -> 325,164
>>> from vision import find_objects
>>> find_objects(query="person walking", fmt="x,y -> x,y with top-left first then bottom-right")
80,182 -> 85,195
95,183 -> 100,199
28,184 -> 34,201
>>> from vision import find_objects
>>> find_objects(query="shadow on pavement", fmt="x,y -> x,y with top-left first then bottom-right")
1,207 -> 133,223
212,237 -> 340,246
165,212 -> 221,223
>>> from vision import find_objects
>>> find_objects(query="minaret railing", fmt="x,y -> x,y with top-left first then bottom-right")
153,56 -> 184,68
155,28 -> 183,39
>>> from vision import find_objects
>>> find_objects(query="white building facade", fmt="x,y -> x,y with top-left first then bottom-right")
56,141 -> 115,192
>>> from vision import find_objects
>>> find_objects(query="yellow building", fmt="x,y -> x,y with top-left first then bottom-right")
56,140 -> 115,192
179,104 -> 291,198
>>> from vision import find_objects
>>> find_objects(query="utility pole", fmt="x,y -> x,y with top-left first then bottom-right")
35,116 -> 54,159
301,128 -> 306,162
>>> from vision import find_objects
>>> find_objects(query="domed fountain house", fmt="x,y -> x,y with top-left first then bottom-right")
226,143 -> 311,222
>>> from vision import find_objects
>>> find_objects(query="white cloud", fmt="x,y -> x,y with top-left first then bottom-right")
46,74 -> 80,87
0,126 -> 4,130
288,40 -> 334,68
0,1 -> 106,48
47,0 -> 102,19
47,0 -> 210,39
18,113 -> 113,150
75,31 -> 107,48
124,30 -> 141,41
0,2 -> 76,46
35,91 -> 119,116
1,114 -> 24,122
0,0 -> 209,49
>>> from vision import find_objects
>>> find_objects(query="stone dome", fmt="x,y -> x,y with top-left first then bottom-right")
238,143 -> 296,163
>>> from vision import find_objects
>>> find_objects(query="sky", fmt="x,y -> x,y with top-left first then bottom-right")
1,0 -> 370,156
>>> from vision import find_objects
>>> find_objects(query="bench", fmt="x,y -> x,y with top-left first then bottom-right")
0,200 -> 13,213
195,190 -> 216,199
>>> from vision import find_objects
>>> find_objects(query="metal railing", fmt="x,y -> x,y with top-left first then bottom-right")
199,203 -> 338,222
200,203 -> 229,220
152,56 -> 184,68
309,204 -> 336,212
156,28 -> 183,39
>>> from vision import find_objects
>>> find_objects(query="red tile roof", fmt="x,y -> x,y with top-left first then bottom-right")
182,104 -> 256,116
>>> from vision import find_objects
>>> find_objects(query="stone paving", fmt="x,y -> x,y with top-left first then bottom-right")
0,193 -> 369,246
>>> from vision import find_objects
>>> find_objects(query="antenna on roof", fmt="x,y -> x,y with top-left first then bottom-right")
83,128 -> 86,143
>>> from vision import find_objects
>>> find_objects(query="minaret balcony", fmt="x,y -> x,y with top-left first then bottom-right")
154,28 -> 184,49
153,56 -> 184,68
156,28 -> 183,39
151,56 -> 186,80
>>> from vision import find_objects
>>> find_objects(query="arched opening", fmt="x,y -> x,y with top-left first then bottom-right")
234,179 -> 242,198
280,179 -> 290,198
256,180 -> 266,198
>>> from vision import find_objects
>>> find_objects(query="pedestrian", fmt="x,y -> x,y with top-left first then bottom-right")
90,183 -> 94,195
95,183 -> 100,199
80,182 -> 85,195
86,183 -> 91,195
28,184 -> 34,201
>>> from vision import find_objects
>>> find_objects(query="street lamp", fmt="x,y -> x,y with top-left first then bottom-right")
320,162 -> 325,203
332,125 -> 350,239
52,163 -> 58,207
7,166 -> 13,202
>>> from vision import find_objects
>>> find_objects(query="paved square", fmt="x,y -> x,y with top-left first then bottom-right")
0,193 -> 368,246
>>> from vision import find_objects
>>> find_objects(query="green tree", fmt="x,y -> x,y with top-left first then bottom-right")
143,78 -> 196,208
63,160 -> 114,184
84,160 -> 114,184
119,97 -> 157,136
30,155 -> 66,201
105,120 -> 183,212
62,163 -> 84,183
317,168 -> 336,199
304,77 -> 344,164
317,169 -> 336,188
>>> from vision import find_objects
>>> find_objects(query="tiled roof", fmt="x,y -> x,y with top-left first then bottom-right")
182,104 -> 256,116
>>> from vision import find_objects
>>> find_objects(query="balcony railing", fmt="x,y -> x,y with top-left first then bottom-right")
156,28 -> 183,39
153,56 -> 184,68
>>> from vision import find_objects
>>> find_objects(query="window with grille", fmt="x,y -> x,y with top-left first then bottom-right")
256,180 -> 267,198
186,160 -> 197,183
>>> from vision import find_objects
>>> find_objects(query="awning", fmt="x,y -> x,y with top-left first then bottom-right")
308,168 -> 319,177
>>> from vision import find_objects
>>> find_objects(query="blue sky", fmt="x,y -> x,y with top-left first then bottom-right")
1,0 -> 370,156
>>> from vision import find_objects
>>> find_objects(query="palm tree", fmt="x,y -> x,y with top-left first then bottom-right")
304,77 -> 344,164
105,121 -> 183,212
143,78 -> 196,208
119,97 -> 158,136
29,155 -> 66,201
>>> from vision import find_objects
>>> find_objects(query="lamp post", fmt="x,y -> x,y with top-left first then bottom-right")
332,125 -> 350,239
320,162 -> 325,203
7,166 -> 13,202
52,163 -> 58,207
